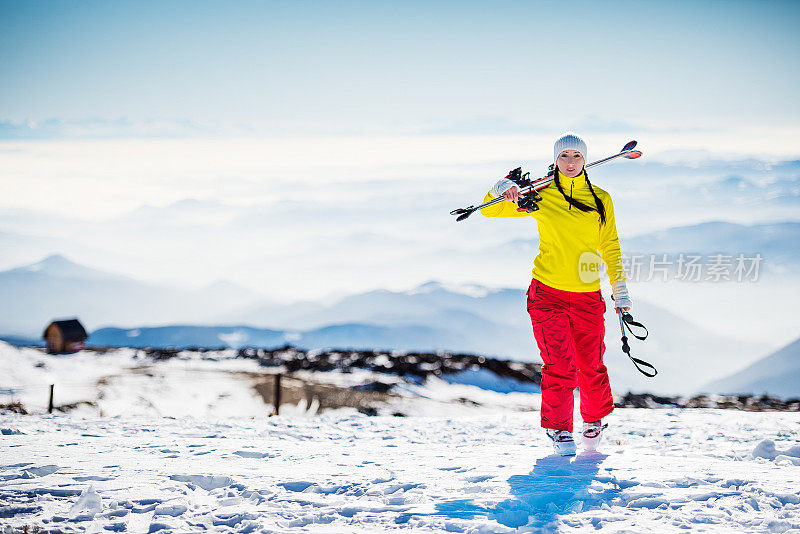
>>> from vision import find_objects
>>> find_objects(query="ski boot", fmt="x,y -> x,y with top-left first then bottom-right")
546,429 -> 577,456
581,420 -> 608,451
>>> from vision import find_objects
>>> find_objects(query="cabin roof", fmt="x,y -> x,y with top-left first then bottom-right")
43,318 -> 88,341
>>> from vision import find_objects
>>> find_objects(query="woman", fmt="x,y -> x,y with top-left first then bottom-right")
481,132 -> 631,456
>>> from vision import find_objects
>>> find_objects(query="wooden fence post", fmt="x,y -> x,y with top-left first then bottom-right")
273,373 -> 282,416
48,384 -> 54,414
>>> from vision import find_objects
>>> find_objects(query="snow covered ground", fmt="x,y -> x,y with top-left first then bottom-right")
2,411 -> 799,533
0,344 -> 270,420
2,342 -> 800,532
0,342 -> 543,419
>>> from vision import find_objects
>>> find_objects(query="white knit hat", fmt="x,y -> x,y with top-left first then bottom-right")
553,132 -> 587,162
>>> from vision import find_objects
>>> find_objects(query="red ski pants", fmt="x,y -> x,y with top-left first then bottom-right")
527,278 -> 614,432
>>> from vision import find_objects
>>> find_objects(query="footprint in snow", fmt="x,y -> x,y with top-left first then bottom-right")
465,475 -> 494,483
74,475 -> 114,482
280,481 -> 315,492
751,439 -> 800,465
169,474 -> 235,491
232,450 -> 275,459
1,462 -> 32,470
25,464 -> 60,477
153,501 -> 189,517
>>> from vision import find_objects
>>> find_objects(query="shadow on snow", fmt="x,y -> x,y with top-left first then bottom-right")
419,451 -> 619,529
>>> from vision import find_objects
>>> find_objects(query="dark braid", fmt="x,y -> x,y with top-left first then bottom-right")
553,167 -> 607,225
585,172 -> 607,226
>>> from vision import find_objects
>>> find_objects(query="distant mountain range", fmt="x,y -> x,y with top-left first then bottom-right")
223,281 -> 528,331
90,325 -> 287,350
0,252 -> 784,395
0,254 -> 265,337
703,336 -> 800,399
624,221 -> 800,268
80,298 -> 764,397
89,322 -> 469,356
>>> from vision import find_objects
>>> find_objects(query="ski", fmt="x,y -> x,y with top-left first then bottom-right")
450,140 -> 642,222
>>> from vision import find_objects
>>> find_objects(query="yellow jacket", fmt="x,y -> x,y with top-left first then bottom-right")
481,171 -> 626,292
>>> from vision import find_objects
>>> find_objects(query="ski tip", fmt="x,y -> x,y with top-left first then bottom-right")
450,207 -> 470,216
622,140 -> 637,151
624,150 -> 643,159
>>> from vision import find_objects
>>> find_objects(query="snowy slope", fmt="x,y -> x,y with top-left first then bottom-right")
2,341 -> 799,532
703,336 -> 800,399
0,342 -> 543,419
0,342 -> 269,419
1,411 -> 799,533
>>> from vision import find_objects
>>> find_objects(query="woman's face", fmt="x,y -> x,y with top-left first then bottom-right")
556,150 -> 585,178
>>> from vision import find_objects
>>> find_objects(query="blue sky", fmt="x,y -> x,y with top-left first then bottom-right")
1,1 -> 799,342
2,0 -> 799,136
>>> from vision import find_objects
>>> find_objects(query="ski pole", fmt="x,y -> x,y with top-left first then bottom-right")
616,308 -> 657,378
450,140 -> 642,222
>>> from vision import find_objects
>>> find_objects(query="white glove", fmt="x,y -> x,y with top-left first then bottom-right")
611,280 -> 632,311
491,178 -> 517,198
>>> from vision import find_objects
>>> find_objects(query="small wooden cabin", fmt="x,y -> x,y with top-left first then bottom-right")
43,318 -> 88,354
